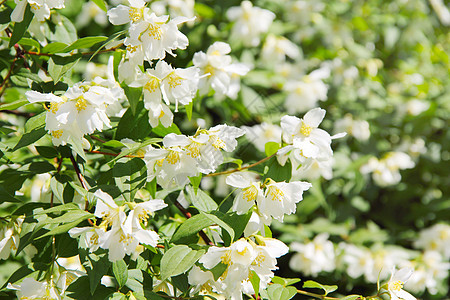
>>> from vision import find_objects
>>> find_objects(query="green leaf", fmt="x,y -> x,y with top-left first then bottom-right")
12,126 -> 47,151
122,84 -> 142,115
50,177 -> 65,203
185,185 -> 217,212
39,213 -> 94,238
219,211 -> 252,244
151,123 -> 181,137
41,42 -> 69,54
69,136 -> 87,162
303,280 -> 338,296
267,284 -> 297,300
271,276 -> 301,287
160,245 -> 205,280
249,270 -> 260,298
108,293 -> 126,300
25,112 -> 46,132
63,36 -> 108,52
265,141 -> 280,156
9,4 -> 33,47
200,211 -> 234,243
48,56 -> 81,83
35,146 -> 59,159
85,254 -> 111,295
92,0 -> 107,12
17,37 -> 40,50
340,295 -> 363,300
170,214 -> 214,244
0,264 -> 34,288
0,99 -> 29,111
264,157 -> 291,182
189,174 -> 202,194
113,260 -> 129,288
0,185 -> 20,203
185,100 -> 193,120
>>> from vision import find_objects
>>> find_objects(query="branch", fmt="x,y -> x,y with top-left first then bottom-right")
296,289 -> 340,300
205,153 -> 277,177
0,110 -> 36,118
24,44 -> 124,57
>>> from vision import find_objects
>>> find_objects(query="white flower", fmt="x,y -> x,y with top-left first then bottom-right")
11,0 -> 65,23
150,0 -> 195,21
334,114 -> 370,141
360,152 -> 415,186
7,277 -> 61,299
278,108 -> 345,180
68,226 -> 105,253
339,243 -> 375,280
289,233 -> 336,276
193,41 -> 250,100
414,224 -> 450,259
259,179 -> 311,222
242,122 -> 282,152
226,173 -> 264,215
94,190 -> 126,229
128,13 -> 194,61
76,1 -> 108,27
226,1 -> 275,47
283,68 -> 330,114
387,267 -> 416,300
26,81 -> 120,146
107,0 -> 148,25
261,34 -> 301,64
0,216 -> 24,260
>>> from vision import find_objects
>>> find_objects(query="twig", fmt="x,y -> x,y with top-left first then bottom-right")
205,153 -> 276,177
0,110 -> 35,118
85,149 -> 142,158
296,289 -> 340,300
24,44 -> 123,57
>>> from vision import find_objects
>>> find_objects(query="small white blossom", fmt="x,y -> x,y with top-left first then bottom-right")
261,34 -> 301,64
226,1 -> 275,47
7,277 -> 61,300
11,0 -> 65,23
242,122 -> 282,153
334,114 -> 370,141
193,41 -> 250,100
289,233 -> 336,276
283,68 -> 330,114
386,267 -> 416,300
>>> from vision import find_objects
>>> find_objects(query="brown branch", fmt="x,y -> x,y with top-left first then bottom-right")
85,149 -> 143,158
205,153 -> 277,177
24,44 -> 123,57
0,110 -> 35,118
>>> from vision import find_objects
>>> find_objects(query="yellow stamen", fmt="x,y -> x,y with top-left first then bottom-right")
147,23 -> 163,40
300,123 -> 312,136
166,150 -> 180,164
52,130 -> 63,139
211,136 -> 225,150
144,77 -> 160,93
390,280 -> 404,291
267,185 -> 284,202
128,7 -> 143,22
75,96 -> 88,112
243,185 -> 258,202
167,73 -> 183,89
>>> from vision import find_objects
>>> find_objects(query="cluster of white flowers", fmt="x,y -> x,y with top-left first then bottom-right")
226,173 -> 311,224
11,0 -> 65,23
226,1 -> 275,47
289,233 -> 335,276
145,125 -> 245,188
277,108 -> 346,180
290,225 -> 450,296
107,0 -> 194,80
26,73 -> 125,147
190,236 -> 288,299
0,216 -> 24,260
360,151 -> 415,186
129,60 -> 199,127
193,42 -> 250,101
69,190 -> 167,262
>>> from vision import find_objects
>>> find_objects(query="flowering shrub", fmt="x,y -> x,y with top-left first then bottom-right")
0,0 -> 449,299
